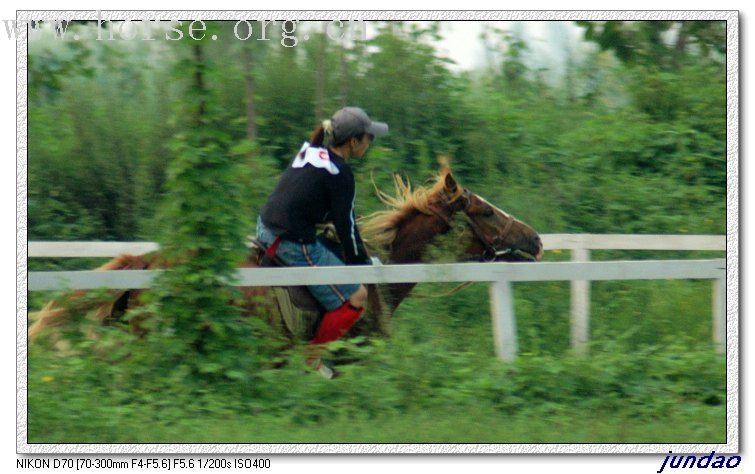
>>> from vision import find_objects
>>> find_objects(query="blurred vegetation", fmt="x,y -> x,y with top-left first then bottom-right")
27,20 -> 726,443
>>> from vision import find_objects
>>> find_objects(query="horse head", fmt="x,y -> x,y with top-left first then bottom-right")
432,169 -> 543,263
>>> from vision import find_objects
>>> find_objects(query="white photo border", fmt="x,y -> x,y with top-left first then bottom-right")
16,9 -> 739,454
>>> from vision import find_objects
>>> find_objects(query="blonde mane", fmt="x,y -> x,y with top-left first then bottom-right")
360,169 -> 464,250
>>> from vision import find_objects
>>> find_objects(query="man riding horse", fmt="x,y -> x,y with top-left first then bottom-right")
256,106 -> 388,379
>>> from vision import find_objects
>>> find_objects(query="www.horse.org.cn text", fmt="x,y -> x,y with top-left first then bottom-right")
11,15 -> 368,47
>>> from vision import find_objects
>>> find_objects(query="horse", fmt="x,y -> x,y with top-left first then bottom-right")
28,167 -> 543,346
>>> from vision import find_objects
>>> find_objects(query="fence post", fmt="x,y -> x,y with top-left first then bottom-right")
570,247 -> 590,355
712,277 -> 725,354
489,280 -> 517,362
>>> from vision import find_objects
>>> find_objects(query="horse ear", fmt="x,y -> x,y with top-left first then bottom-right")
443,171 -> 458,195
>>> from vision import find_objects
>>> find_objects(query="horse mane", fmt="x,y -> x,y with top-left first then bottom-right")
360,168 -> 464,250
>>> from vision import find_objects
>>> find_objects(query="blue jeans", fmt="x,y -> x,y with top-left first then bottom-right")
256,217 -> 361,311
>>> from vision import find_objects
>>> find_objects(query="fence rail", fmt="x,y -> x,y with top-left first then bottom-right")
26,235 -> 727,360
28,234 -> 726,257
28,259 -> 724,290
541,234 -> 725,251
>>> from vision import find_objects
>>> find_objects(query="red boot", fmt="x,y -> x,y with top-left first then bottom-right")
307,302 -> 364,378
311,302 -> 364,344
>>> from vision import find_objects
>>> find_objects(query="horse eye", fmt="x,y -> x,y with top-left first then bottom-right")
482,208 -> 495,217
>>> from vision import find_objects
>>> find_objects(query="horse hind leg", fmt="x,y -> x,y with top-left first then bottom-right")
84,292 -> 128,340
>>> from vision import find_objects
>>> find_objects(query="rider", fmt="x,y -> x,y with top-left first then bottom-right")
256,106 -> 388,378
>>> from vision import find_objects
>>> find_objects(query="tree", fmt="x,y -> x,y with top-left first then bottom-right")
576,21 -> 725,70
149,24 -> 265,382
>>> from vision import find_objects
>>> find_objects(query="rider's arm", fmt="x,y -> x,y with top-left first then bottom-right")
328,171 -> 370,265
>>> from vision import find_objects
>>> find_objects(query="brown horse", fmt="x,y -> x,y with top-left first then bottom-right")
28,167 -> 542,344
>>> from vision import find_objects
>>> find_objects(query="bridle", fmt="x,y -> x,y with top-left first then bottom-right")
427,188 -> 525,262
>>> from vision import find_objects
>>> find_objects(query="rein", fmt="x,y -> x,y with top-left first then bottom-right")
411,281 -> 475,299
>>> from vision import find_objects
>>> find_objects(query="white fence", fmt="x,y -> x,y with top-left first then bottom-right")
27,235 -> 726,360
541,234 -> 725,356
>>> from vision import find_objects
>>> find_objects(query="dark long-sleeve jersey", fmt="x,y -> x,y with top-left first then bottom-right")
259,147 -> 370,265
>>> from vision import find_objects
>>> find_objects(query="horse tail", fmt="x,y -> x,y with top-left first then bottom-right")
28,299 -> 68,341
28,254 -> 150,342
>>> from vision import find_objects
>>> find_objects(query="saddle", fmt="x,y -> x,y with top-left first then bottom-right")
249,231 -> 391,340
249,236 -> 324,340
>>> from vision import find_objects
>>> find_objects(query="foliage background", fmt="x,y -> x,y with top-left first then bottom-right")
27,20 -> 726,443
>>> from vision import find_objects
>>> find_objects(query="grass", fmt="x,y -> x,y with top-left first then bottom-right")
28,401 -> 724,444
27,339 -> 726,445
